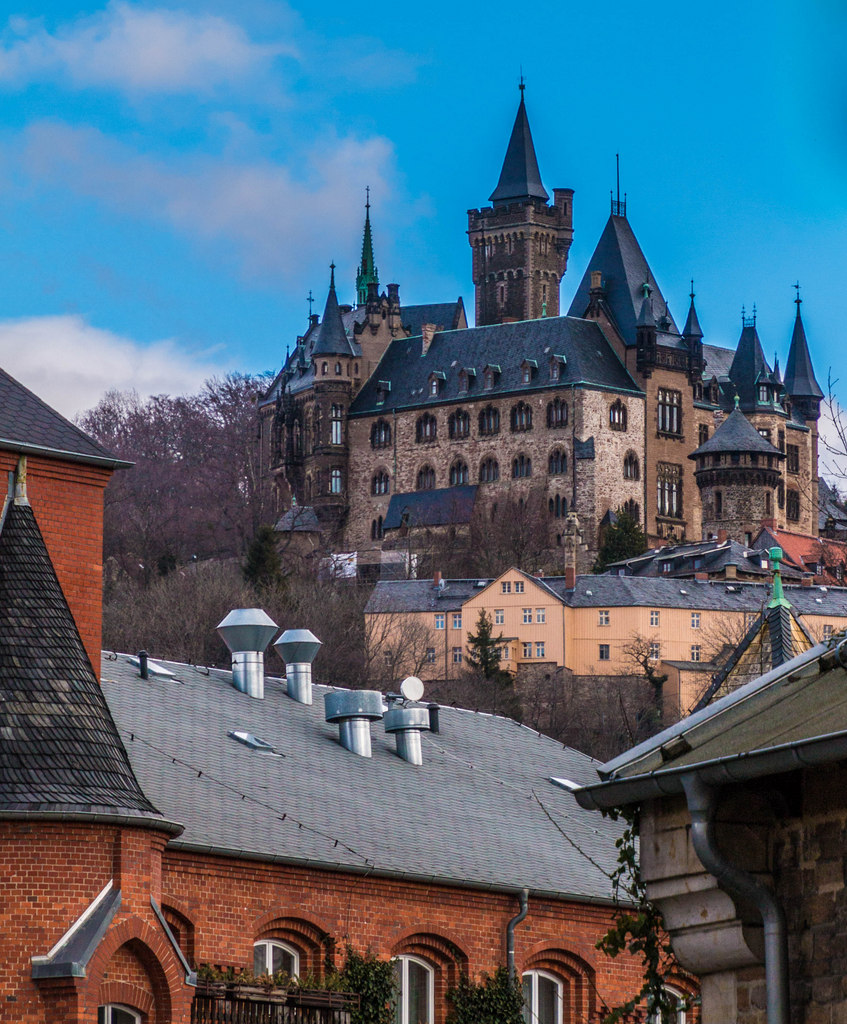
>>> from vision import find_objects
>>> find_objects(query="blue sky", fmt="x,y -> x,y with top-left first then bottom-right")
0,0 -> 845,464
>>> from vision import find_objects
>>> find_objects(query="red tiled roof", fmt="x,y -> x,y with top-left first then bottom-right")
755,527 -> 847,585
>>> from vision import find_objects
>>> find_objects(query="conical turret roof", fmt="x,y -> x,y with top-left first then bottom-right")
728,320 -> 774,409
312,266 -> 355,358
689,406 -> 783,459
784,302 -> 823,400
0,493 -> 164,820
682,291 -> 703,341
489,89 -> 549,205
356,194 -> 378,306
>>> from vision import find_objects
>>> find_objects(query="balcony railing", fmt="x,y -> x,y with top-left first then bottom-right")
191,982 -> 359,1024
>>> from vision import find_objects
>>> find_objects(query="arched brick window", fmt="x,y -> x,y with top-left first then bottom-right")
371,419 -> 391,449
448,409 -> 470,439
372,470 -> 390,495
610,399 -> 627,431
478,406 -> 500,436
449,460 -> 469,486
547,398 -> 567,428
479,458 -> 499,483
416,414 -> 437,443
512,454 -> 532,479
254,939 -> 299,978
623,451 -> 639,480
417,465 -> 435,490
98,1006 -> 141,1024
510,401 -> 533,432
548,449 -> 567,475
548,495 -> 567,518
520,946 -> 597,1024
391,932 -> 468,1024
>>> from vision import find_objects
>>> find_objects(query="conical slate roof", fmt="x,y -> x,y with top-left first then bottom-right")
312,267 -> 355,358
682,294 -> 703,341
567,214 -> 679,345
0,497 -> 163,819
689,406 -> 784,459
728,322 -> 774,409
489,92 -> 549,205
783,305 -> 823,400
355,196 -> 378,305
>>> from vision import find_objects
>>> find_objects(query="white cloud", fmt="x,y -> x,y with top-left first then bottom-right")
18,120 -> 398,282
0,3 -> 293,94
0,314 -> 224,418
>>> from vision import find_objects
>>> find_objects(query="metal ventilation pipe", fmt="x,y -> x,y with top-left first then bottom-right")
273,628 -> 322,705
216,609 -> 279,699
324,691 -> 384,757
383,705 -> 430,765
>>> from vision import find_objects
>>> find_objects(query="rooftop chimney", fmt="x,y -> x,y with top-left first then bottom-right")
274,628 -> 322,705
717,529 -> 728,544
384,705 -> 430,765
216,609 -> 278,700
324,691 -> 384,757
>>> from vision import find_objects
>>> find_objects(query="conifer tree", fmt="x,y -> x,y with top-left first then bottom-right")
466,610 -> 506,680
593,509 -> 647,574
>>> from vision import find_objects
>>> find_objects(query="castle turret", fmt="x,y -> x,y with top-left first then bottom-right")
783,290 -> 823,422
690,404 -> 785,545
727,309 -> 779,411
355,191 -> 379,307
682,283 -> 704,382
467,83 -> 573,325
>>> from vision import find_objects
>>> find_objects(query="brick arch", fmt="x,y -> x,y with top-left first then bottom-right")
161,901 -> 195,967
87,916 -> 189,1024
390,931 -> 469,1024
522,944 -> 597,1024
98,981 -> 154,1019
254,911 -> 335,976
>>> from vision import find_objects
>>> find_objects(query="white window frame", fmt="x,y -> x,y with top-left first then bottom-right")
598,609 -> 610,626
452,613 -> 462,630
99,1007 -> 142,1024
253,939 -> 300,978
535,641 -> 545,659
502,582 -> 512,594
647,985 -> 687,1023
691,612 -> 700,629
495,609 -> 505,625
425,647 -> 436,664
691,645 -> 701,663
522,969 -> 563,1024
523,608 -> 532,624
394,955 -> 435,1024
649,642 -> 661,661
452,647 -> 463,664
434,613 -> 445,630
536,608 -> 546,623
515,581 -> 525,593
522,642 -> 533,659
650,610 -> 660,627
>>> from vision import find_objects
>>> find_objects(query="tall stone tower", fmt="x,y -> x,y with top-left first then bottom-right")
468,85 -> 573,326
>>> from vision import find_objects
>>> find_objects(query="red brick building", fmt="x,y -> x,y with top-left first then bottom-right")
0,366 -> 672,1023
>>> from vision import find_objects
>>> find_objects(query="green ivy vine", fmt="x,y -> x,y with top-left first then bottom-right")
446,966 -> 525,1024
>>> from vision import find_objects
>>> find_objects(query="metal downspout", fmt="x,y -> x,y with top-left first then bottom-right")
681,773 -> 789,1024
506,888 -> 529,980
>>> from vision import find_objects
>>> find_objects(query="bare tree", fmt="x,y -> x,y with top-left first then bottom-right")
363,610 -> 434,688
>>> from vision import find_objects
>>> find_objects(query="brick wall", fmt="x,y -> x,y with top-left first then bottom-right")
0,452 -> 110,678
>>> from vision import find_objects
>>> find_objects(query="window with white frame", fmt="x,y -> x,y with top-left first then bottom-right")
523,608 -> 532,624
502,582 -> 512,594
647,985 -> 687,1023
330,404 -> 343,445
650,610 -> 660,627
515,581 -> 525,593
691,645 -> 701,662
254,940 -> 299,978
598,609 -> 610,626
425,647 -> 436,663
536,608 -> 546,623
495,609 -> 505,624
522,642 -> 533,659
823,624 -> 834,640
98,1008 -> 141,1024
452,647 -> 463,664
329,468 -> 343,494
691,612 -> 700,629
500,645 -> 511,661
535,642 -> 545,658
649,641 -> 661,661
434,614 -> 445,630
393,955 -> 434,1024
452,613 -> 462,629
522,970 -> 563,1024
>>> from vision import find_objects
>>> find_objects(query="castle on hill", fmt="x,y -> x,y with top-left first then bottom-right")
258,87 -> 823,574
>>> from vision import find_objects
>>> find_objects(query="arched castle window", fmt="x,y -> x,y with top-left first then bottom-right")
292,419 -> 302,455
335,362 -> 342,376
787,489 -> 800,522
498,284 -> 505,306
254,940 -> 299,978
512,454 -> 532,479
416,414 -> 437,443
371,517 -> 384,540
658,389 -> 682,435
623,451 -> 639,480
448,409 -> 470,439
354,362 -> 359,375
479,406 -> 500,436
547,398 -> 567,428
609,399 -> 627,431
548,449 -> 567,475
657,463 -> 682,518
371,419 -> 391,449
510,401 -> 533,432
371,470 -> 390,496
623,499 -> 639,520
321,362 -> 328,376
479,458 -> 499,482
313,406 -> 322,445
449,460 -> 469,486
330,405 -> 343,445
548,495 -> 567,518
329,468 -> 342,494
416,465 -> 435,490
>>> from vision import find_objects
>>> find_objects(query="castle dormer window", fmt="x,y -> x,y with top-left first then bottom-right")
520,359 -> 537,385
375,380 -> 391,406
428,371 -> 446,397
758,385 -> 769,403
483,364 -> 501,390
549,354 -> 566,380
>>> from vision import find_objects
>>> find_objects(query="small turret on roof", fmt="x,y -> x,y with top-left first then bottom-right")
689,406 -> 784,459
682,282 -> 703,341
489,82 -> 549,205
311,264 -> 355,358
355,189 -> 379,307
727,309 -> 776,410
783,287 -> 823,402
636,285 -> 656,328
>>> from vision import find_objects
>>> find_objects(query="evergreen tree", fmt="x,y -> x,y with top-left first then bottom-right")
243,525 -> 282,588
593,509 -> 647,573
466,610 -> 506,680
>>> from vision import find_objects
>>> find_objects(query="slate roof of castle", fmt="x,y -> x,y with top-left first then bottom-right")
489,92 -> 549,204
401,300 -> 466,337
689,407 -> 784,458
383,485 -> 478,530
567,214 -> 680,345
727,322 -> 780,410
604,537 -> 804,581
0,498 -> 164,822
102,654 -> 623,901
783,306 -> 823,400
310,274 -> 356,358
0,367 -> 126,467
702,344 -> 734,380
349,315 -> 641,417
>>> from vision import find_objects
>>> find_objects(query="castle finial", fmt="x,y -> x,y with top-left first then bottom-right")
794,280 -> 802,314
690,279 -> 695,302
307,289 -> 314,317
329,262 -> 336,289
767,547 -> 791,609
519,68 -> 525,93
366,184 -> 370,211
734,392 -> 740,409
356,192 -> 378,305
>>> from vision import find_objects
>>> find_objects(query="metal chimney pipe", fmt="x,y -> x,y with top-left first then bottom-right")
138,650 -> 149,680
216,609 -> 279,700
427,703 -> 441,734
384,706 -> 430,765
273,629 -> 323,705
324,691 -> 384,757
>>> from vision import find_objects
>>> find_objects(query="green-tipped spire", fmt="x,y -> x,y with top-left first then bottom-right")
767,547 -> 791,609
356,187 -> 379,306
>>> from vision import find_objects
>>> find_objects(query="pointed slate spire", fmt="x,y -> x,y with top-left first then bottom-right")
728,312 -> 773,410
784,286 -> 823,400
636,283 -> 655,328
312,264 -> 354,358
356,188 -> 379,306
682,281 -> 703,341
489,83 -> 549,205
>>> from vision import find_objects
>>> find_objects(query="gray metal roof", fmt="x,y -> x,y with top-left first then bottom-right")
102,654 -> 624,901
0,366 -> 126,468
349,316 -> 641,418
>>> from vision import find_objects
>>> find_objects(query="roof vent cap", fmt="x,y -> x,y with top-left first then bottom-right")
217,608 -> 278,700
274,628 -> 322,705
324,690 -> 384,757
384,704 -> 431,765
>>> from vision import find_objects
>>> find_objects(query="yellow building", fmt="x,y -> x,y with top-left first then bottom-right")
365,568 -> 847,715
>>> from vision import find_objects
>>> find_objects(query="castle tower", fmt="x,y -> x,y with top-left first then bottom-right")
467,84 -> 573,325
783,291 -> 823,423
355,190 -> 379,307
690,404 -> 785,545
